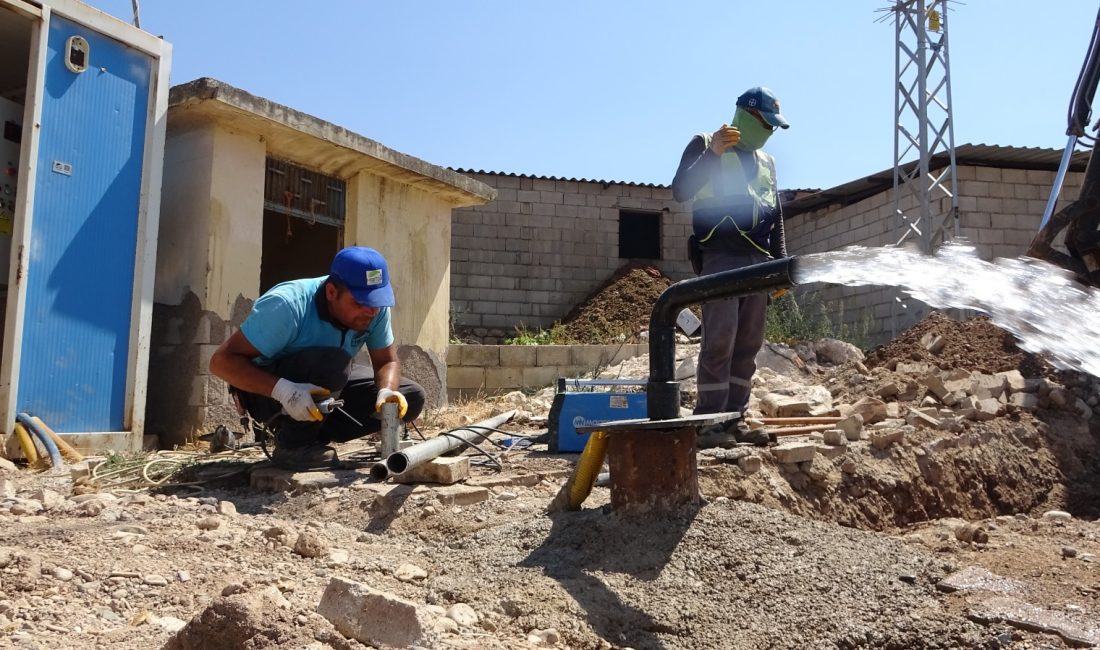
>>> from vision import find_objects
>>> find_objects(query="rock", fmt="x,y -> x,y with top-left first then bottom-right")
920,332 -> 946,354
144,574 -> 169,586
197,516 -> 221,531
995,370 -> 1027,393
1062,546 -> 1078,559
822,429 -> 847,446
528,628 -> 562,645
848,397 -> 887,425
222,583 -> 248,596
954,523 -> 989,544
1043,510 -> 1072,522
29,488 -> 64,511
815,339 -> 865,365
760,393 -> 812,417
837,414 -> 864,441
1009,393 -> 1039,410
871,429 -> 904,450
50,567 -> 74,582
328,549 -> 351,565
293,530 -> 328,558
178,570 -> 191,582
445,603 -> 478,627
217,501 -> 237,516
163,586 -> 292,650
317,577 -> 438,648
154,616 -> 188,633
435,616 -> 459,633
496,491 -> 518,501
395,563 -> 428,582
737,455 -> 762,473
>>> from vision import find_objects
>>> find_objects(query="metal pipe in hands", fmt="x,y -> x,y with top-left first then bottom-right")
647,256 -> 799,420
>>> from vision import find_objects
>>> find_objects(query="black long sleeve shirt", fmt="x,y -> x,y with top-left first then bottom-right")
671,135 -> 788,259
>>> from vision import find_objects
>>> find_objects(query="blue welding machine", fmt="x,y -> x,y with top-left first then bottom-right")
547,378 -> 648,453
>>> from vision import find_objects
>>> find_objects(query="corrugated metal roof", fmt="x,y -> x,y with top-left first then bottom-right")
451,168 -> 667,189
455,144 -> 1090,211
783,143 -> 1091,217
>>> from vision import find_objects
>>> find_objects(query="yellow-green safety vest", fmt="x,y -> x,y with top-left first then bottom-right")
692,134 -> 779,255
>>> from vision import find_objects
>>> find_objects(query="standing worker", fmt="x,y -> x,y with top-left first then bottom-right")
210,246 -> 425,469
671,86 -> 790,447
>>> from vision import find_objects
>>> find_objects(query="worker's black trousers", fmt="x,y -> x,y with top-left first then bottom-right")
236,347 -> 426,448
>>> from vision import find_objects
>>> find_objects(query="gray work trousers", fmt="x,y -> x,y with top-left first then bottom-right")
694,248 -> 770,415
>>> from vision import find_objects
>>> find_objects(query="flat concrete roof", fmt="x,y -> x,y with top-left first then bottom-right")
167,78 -> 495,208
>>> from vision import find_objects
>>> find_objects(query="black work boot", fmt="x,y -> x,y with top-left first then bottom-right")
697,422 -> 739,449
270,443 -> 340,471
732,419 -> 773,447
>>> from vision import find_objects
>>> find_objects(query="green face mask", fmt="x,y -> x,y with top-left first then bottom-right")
731,107 -> 773,151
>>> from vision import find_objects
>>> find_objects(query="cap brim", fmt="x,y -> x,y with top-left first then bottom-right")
762,111 -> 790,129
350,284 -> 395,308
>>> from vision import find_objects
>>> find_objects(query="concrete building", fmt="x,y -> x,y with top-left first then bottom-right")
450,145 -> 1085,346
147,78 -> 494,447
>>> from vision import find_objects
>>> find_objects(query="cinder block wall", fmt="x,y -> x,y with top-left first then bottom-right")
447,343 -> 648,400
450,172 -> 693,342
783,165 -> 1084,344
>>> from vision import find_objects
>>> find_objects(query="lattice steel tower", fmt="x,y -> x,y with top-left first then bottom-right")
887,0 -> 961,252
882,0 -> 961,334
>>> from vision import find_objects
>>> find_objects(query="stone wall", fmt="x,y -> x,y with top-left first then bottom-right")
446,343 -> 648,400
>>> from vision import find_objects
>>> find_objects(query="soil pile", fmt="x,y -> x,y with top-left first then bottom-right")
555,263 -> 674,344
865,311 -> 1047,377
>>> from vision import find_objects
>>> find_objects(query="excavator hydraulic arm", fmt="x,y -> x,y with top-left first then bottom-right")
1027,6 -> 1100,285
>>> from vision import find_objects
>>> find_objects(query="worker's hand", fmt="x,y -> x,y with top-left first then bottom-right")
271,378 -> 329,422
710,125 -> 741,155
375,387 -> 408,419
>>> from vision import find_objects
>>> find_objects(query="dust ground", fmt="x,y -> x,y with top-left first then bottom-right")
1,270 -> 1099,649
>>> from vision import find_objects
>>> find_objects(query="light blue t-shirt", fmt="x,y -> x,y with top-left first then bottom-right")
240,276 -> 394,366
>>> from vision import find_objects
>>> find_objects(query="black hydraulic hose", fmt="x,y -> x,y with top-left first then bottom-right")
646,256 -> 799,420
1068,6 -> 1100,137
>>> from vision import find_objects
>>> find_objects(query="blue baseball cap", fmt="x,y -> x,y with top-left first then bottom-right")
736,86 -> 790,129
329,246 -> 395,308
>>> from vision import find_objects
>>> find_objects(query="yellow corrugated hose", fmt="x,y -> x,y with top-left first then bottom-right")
13,423 -> 39,465
568,430 -> 609,509
32,416 -> 84,462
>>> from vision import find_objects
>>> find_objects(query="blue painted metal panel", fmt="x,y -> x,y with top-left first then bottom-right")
18,15 -> 152,432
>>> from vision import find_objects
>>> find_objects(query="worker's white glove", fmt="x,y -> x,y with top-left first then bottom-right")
375,388 -> 408,419
271,378 -> 329,422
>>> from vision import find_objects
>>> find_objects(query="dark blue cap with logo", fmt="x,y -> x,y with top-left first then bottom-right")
736,86 -> 790,129
330,246 -> 395,308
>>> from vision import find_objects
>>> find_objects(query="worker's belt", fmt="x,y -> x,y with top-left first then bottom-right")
691,202 -> 777,251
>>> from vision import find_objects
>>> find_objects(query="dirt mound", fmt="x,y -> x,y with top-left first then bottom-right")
555,263 -> 674,344
865,311 -> 1048,376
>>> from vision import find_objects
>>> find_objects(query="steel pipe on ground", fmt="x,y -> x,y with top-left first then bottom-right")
373,410 -> 516,480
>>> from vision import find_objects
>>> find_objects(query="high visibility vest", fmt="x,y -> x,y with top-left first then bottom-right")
692,135 -> 780,255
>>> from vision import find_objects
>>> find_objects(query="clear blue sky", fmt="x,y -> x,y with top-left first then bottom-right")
90,1 -> 1098,191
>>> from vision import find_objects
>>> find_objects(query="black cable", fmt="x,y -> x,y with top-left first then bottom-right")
434,431 -> 503,471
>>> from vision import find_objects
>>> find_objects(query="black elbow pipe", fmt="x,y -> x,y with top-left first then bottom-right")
647,256 -> 799,420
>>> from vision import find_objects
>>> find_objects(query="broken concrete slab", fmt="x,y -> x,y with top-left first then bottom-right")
360,483 -> 490,509
870,429 -> 904,450
318,577 -> 438,648
393,457 -> 470,485
1009,393 -> 1040,410
968,596 -> 1100,646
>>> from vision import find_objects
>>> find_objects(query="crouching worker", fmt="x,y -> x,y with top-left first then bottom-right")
210,246 -> 425,470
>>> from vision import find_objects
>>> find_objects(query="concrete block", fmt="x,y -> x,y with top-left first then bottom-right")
484,367 -> 523,390
461,345 -> 500,367
318,577 -> 437,648
570,346 -> 612,369
521,366 -> 560,389
971,373 -> 1007,399
394,457 -> 470,485
770,443 -> 816,464
822,429 -> 848,446
535,346 -> 571,367
446,367 -> 485,390
974,398 -> 1002,420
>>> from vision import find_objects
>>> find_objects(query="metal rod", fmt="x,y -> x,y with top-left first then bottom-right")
1040,135 -> 1079,230
383,411 -> 515,476
647,257 -> 798,420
